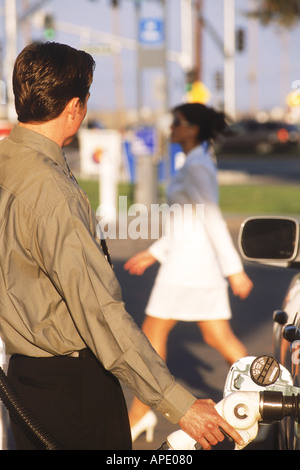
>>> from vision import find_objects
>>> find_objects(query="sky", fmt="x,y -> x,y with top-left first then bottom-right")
1,0 -> 300,120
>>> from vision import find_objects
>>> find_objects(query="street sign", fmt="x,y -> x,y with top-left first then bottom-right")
131,126 -> 157,156
82,43 -> 120,56
139,19 -> 164,46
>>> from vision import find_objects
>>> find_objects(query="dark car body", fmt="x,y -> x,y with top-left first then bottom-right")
239,216 -> 300,449
216,119 -> 300,155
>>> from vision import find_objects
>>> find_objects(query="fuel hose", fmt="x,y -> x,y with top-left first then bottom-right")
0,367 -> 62,450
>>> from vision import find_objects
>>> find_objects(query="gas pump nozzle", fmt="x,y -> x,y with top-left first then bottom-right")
160,391 -> 261,450
159,355 -> 300,450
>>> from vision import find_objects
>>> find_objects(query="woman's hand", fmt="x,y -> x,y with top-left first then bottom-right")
124,250 -> 157,276
227,271 -> 253,299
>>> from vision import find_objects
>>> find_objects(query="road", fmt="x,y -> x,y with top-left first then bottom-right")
217,155 -> 300,184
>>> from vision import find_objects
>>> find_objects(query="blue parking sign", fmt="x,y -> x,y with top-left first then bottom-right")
139,19 -> 164,46
132,126 -> 157,156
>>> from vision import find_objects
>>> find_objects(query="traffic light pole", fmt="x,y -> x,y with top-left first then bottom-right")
198,0 -> 236,119
134,0 -> 166,209
18,0 -> 52,23
3,0 -> 53,121
194,0 -> 203,81
224,0 -> 236,120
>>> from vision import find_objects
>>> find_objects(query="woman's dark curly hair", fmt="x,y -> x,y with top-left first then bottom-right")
173,103 -> 227,143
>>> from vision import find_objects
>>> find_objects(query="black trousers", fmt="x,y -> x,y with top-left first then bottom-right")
7,350 -> 132,450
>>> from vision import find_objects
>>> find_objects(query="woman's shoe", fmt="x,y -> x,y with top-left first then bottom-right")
131,410 -> 158,443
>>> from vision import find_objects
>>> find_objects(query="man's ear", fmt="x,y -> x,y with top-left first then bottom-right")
67,97 -> 80,120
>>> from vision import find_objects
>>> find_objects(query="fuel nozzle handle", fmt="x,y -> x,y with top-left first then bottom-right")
159,391 -> 261,451
260,391 -> 300,422
159,390 -> 300,451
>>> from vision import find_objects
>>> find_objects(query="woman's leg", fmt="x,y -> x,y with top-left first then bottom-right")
129,316 -> 177,426
198,319 -> 247,365
142,315 -> 177,360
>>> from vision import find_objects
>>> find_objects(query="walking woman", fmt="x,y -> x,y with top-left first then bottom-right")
125,103 -> 253,443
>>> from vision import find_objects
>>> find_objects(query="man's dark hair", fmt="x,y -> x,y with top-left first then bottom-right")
13,42 -> 96,123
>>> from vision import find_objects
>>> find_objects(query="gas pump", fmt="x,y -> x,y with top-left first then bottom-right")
160,355 -> 300,450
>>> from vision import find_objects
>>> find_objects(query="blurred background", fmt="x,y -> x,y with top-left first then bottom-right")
2,0 -> 300,121
1,0 -> 300,213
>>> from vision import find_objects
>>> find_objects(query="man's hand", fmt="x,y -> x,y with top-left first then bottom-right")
178,399 -> 244,450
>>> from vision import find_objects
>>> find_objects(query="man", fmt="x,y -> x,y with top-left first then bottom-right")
0,42 -> 244,450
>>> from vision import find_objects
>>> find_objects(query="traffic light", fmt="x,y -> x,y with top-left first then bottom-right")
214,71 -> 222,91
185,70 -> 211,104
236,28 -> 245,52
44,14 -> 55,40
185,69 -> 197,93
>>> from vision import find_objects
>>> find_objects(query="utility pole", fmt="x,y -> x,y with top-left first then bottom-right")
194,0 -> 203,81
248,0 -> 259,116
110,2 -> 126,129
3,0 -> 54,121
134,0 -> 167,208
135,0 -> 168,115
21,0 -> 32,45
135,0 -> 142,119
224,0 -> 236,120
180,0 -> 193,73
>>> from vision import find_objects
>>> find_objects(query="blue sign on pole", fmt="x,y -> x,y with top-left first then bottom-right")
139,19 -> 164,46
132,126 -> 157,157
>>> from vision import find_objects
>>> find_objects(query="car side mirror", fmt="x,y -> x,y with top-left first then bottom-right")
238,217 -> 300,267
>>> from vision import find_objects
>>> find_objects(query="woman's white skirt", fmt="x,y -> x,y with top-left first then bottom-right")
146,282 -> 232,322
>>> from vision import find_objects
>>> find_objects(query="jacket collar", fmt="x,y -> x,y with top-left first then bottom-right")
8,125 -> 69,175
